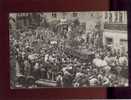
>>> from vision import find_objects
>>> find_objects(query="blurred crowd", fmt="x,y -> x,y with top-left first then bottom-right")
10,17 -> 128,88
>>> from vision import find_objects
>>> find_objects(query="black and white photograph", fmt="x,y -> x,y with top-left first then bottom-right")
9,11 -> 128,88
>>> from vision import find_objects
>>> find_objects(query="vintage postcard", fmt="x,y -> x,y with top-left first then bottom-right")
9,11 -> 128,88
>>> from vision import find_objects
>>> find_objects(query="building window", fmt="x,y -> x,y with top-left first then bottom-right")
109,12 -> 112,23
72,12 -> 78,17
106,37 -> 113,45
52,13 -> 57,18
90,13 -> 94,17
105,12 -> 108,19
120,39 -> 127,53
114,12 -> 118,23
80,22 -> 86,32
119,12 -> 123,23
24,18 -> 27,26
120,39 -> 127,46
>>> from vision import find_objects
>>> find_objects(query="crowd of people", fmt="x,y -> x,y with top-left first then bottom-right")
10,17 -> 128,88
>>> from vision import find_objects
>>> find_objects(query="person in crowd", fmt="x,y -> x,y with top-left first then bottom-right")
56,72 -> 63,87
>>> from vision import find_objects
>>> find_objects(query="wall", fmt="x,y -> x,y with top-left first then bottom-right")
103,29 -> 128,52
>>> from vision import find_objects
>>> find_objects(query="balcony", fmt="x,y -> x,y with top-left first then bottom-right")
104,23 -> 127,31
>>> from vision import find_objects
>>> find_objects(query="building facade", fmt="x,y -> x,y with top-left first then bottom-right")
15,13 -> 41,29
10,12 -> 127,53
10,12 -> 103,30
102,11 -> 128,53
39,12 -> 103,31
9,13 -> 17,31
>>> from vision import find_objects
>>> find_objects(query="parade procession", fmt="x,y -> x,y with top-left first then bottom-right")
9,12 -> 128,88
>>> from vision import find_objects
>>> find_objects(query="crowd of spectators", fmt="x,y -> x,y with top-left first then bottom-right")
10,17 -> 128,88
